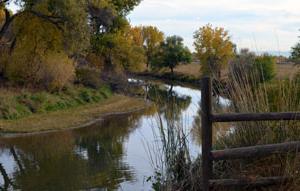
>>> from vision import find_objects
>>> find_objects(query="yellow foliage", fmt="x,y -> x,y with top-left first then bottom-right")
131,26 -> 164,69
141,26 -> 164,50
40,53 -> 75,91
129,26 -> 144,46
0,9 -> 4,27
86,53 -> 105,70
194,24 -> 234,79
6,14 -> 74,90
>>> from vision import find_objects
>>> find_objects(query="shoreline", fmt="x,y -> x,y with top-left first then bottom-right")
0,95 -> 151,137
130,72 -> 202,89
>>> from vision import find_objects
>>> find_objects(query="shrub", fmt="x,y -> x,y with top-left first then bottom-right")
229,51 -> 275,85
5,14 -> 75,91
86,53 -> 105,70
254,55 -> 275,82
75,68 -> 103,89
6,50 -> 75,91
39,53 -> 75,91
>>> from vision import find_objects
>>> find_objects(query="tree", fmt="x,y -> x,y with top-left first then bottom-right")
0,0 -> 90,54
5,14 -> 75,90
194,24 -> 234,80
91,27 -> 146,73
141,26 -> 164,70
290,43 -> 300,64
0,0 -> 90,89
129,26 -> 164,70
0,0 -> 144,89
153,35 -> 192,75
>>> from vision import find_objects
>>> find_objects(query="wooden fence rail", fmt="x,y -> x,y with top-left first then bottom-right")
201,77 -> 300,191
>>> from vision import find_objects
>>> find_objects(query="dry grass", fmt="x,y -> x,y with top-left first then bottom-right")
174,63 -> 201,78
276,64 -> 300,80
173,62 -> 299,80
0,95 -> 147,133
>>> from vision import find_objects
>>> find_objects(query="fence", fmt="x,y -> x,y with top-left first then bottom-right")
201,77 -> 300,191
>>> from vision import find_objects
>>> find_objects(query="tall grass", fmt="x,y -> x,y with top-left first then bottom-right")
150,66 -> 300,190
212,67 -> 300,190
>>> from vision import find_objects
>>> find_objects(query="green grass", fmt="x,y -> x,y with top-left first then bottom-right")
0,85 -> 112,120
0,95 -> 147,133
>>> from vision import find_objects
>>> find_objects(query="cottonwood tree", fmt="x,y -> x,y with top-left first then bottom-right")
141,26 -> 164,70
153,35 -> 192,75
0,0 -> 143,88
129,26 -> 164,70
194,24 -> 234,80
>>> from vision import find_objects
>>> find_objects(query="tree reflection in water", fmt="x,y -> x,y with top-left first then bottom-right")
0,111 -> 146,191
0,81 -> 200,191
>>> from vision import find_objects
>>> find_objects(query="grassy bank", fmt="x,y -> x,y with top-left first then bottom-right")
0,95 -> 147,133
0,85 -> 113,120
0,84 -> 148,133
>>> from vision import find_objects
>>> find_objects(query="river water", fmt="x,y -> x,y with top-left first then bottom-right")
0,80 -> 229,191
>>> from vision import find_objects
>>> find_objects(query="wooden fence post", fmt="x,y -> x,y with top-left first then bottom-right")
201,77 -> 213,191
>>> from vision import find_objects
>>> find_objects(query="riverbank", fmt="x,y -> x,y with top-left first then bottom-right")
0,95 -> 148,134
131,72 -> 202,88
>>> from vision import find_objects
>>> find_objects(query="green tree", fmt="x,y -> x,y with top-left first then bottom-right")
291,43 -> 300,64
194,24 -> 234,80
153,35 -> 192,75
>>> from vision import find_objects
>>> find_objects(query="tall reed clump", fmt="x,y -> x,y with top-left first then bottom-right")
212,64 -> 300,191
150,64 -> 300,190
146,86 -> 202,191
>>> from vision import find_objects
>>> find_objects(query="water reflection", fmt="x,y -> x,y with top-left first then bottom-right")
147,83 -> 192,122
0,79 -> 229,190
0,111 -> 147,191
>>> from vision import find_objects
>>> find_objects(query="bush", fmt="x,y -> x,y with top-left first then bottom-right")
5,14 -> 75,91
254,55 -> 275,82
39,53 -> 75,91
86,53 -> 105,70
6,51 -> 75,91
229,51 -> 275,84
76,68 -> 103,89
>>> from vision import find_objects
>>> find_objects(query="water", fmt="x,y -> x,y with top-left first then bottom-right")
0,80 -> 229,191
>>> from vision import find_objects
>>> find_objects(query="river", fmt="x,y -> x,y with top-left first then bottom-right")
0,79 -> 229,191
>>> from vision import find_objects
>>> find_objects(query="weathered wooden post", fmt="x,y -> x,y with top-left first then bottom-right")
201,77 -> 213,191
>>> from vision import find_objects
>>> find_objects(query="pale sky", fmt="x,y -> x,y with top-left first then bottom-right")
128,0 -> 300,55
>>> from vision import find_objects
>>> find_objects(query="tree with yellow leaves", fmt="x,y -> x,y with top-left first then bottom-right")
194,24 -> 234,80
141,26 -> 164,70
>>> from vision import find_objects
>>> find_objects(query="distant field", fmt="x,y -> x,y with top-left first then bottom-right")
173,63 -> 299,80
276,63 -> 300,80
174,62 -> 201,77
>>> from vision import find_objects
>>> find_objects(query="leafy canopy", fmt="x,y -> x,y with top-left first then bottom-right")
194,24 -> 234,80
153,35 -> 192,74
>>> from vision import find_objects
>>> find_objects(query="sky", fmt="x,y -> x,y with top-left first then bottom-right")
128,0 -> 300,55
